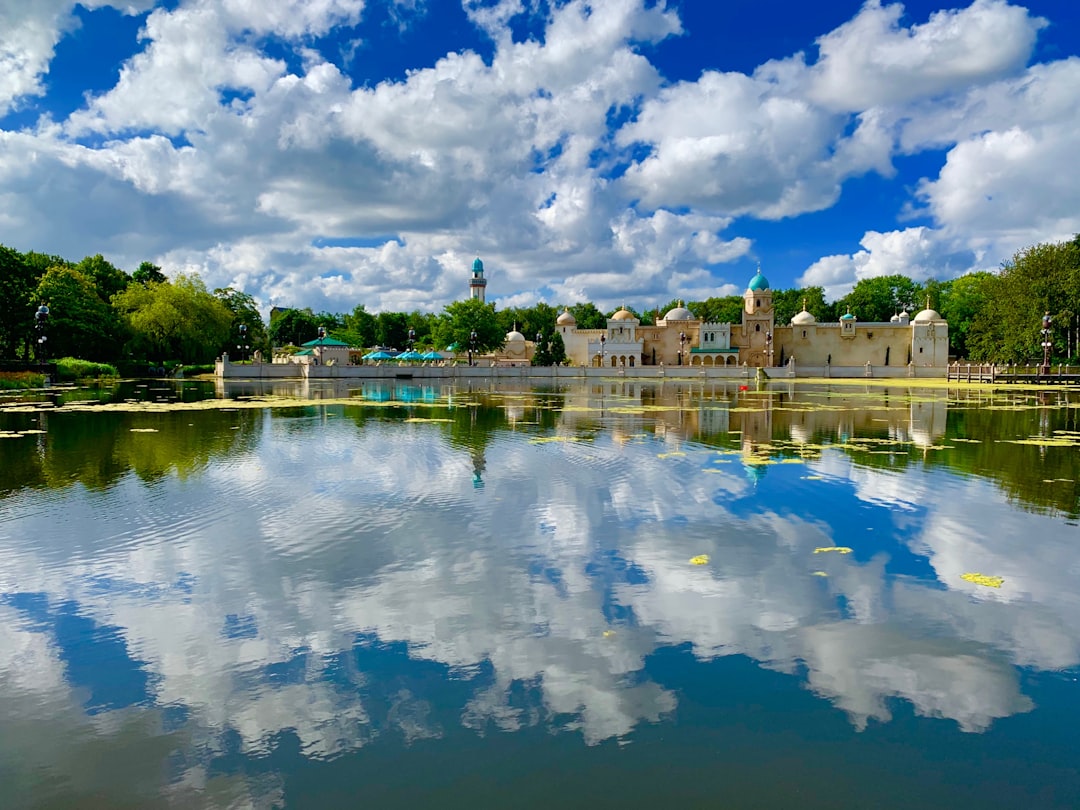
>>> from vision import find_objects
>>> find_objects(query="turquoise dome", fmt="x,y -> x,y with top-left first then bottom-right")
472,257 -> 484,272
747,271 -> 769,291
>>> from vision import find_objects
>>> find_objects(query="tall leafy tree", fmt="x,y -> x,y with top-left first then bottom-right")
343,305 -> 378,349
564,302 -> 606,329
0,245 -> 37,359
75,254 -> 130,302
375,311 -> 409,349
549,330 -> 566,365
215,287 -> 268,356
692,296 -> 744,324
132,261 -> 167,286
772,286 -> 831,325
937,273 -> 993,359
435,299 -> 504,356
968,240 -> 1080,362
268,308 -> 319,347
837,275 -> 923,322
36,265 -> 125,361
113,275 -> 232,364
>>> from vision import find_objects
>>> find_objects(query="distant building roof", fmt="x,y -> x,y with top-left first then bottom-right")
300,337 -> 350,347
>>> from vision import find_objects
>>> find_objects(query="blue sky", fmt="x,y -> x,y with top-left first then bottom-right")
1,0 -> 1077,315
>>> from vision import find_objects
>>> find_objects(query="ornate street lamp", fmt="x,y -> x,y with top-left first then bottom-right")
765,331 -> 773,367
468,329 -> 478,366
34,303 -> 49,365
678,331 -> 686,365
1040,312 -> 1052,374
407,328 -> 416,351
237,323 -> 249,363
316,325 -> 326,365
599,333 -> 606,366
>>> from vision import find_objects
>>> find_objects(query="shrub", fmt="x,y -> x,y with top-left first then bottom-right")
54,357 -> 119,382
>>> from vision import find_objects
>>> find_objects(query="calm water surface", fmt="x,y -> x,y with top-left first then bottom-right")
1,378 -> 1079,808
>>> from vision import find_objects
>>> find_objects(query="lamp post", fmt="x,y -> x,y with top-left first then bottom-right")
1040,312 -> 1052,375
34,303 -> 49,366
765,331 -> 773,367
599,333 -> 606,367
237,323 -> 249,363
407,328 -> 415,351
316,325 -> 326,365
468,329 -> 478,366
678,331 -> 686,365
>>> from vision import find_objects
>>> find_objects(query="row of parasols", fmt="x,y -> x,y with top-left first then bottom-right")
362,349 -> 447,362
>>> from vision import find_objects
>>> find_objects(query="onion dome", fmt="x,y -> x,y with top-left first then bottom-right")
556,309 -> 576,326
664,301 -> 694,321
472,257 -> 484,272
913,307 -> 943,323
890,313 -> 901,323
840,312 -> 856,321
506,329 -> 525,342
792,302 -> 815,325
747,269 -> 770,291
611,307 -> 635,321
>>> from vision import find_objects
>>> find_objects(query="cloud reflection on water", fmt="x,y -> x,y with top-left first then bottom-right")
0,381 -> 1078,804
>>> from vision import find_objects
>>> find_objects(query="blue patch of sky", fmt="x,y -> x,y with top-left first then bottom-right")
313,0 -> 492,90
27,5 -> 147,125
312,236 -> 402,249
723,148 -> 953,291
646,0 -> 1070,84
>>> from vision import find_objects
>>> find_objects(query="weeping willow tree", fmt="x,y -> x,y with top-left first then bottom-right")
112,274 -> 233,364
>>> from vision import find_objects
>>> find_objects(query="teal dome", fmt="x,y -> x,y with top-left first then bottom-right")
472,257 -> 484,272
747,271 -> 769,291
840,312 -> 856,321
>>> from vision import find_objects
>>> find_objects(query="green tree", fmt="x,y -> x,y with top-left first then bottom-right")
435,299 -> 504,360
837,275 -> 923,322
549,330 -> 566,365
531,333 -> 551,366
968,240 -> 1080,363
772,286 -> 831,325
0,245 -> 38,359
75,254 -> 130,302
375,311 -> 409,349
132,261 -> 167,286
215,287 -> 268,357
692,296 -> 744,324
564,302 -> 606,330
268,308 -> 319,347
343,305 -> 378,349
113,275 -> 232,364
937,273 -> 993,359
36,265 -> 125,361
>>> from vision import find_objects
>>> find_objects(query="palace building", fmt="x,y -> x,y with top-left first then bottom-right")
553,268 -> 948,370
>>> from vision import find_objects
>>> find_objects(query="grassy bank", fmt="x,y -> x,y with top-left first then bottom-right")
0,371 -> 46,390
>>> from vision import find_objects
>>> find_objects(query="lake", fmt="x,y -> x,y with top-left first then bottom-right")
1,378 -> 1079,809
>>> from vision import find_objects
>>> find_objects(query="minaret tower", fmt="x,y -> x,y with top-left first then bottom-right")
469,257 -> 487,303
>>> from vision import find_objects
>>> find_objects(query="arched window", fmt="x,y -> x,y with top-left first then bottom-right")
755,324 -> 761,332
629,357 -> 635,367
